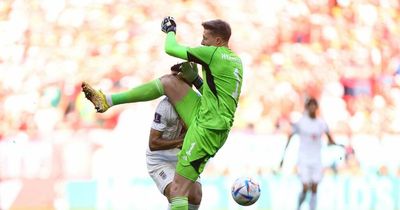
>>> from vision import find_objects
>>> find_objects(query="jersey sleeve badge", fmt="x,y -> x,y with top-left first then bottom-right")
154,112 -> 162,123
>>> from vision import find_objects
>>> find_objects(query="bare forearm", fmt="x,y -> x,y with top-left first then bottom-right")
284,133 -> 294,150
326,133 -> 337,145
149,138 -> 183,151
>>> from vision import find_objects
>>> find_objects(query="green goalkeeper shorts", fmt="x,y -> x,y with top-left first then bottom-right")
176,119 -> 229,181
174,88 -> 230,181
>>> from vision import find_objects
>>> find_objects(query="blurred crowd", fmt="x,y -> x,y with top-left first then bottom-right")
235,0 -> 400,136
1,0 -> 400,138
0,0 -> 400,179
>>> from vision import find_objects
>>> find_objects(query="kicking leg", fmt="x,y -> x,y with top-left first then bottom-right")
160,74 -> 191,105
82,74 -> 190,113
81,82 -> 111,113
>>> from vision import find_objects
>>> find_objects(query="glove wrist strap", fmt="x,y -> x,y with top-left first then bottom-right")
193,77 -> 203,90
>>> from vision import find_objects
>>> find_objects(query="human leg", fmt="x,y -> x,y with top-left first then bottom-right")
169,173 -> 194,210
82,74 -> 191,113
166,181 -> 201,210
170,122 -> 229,210
107,74 -> 195,106
154,167 -> 201,210
172,90 -> 200,127
187,182 -> 202,210
298,183 -> 308,210
297,163 -> 312,210
81,78 -> 165,112
147,162 -> 176,198
310,183 -> 318,210
188,203 -> 200,210
170,136 -> 208,210
309,164 -> 322,210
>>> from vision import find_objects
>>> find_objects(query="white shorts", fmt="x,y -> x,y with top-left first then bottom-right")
147,161 -> 200,194
297,162 -> 323,184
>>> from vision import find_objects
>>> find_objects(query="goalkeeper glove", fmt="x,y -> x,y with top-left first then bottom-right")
171,62 -> 203,89
161,16 -> 176,34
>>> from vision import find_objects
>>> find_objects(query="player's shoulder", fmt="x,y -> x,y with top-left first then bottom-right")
189,45 -> 218,55
298,114 -> 308,122
157,97 -> 172,106
157,97 -> 178,115
156,97 -> 173,110
316,117 -> 328,126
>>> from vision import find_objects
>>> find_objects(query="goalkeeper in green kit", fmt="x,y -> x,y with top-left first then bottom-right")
82,16 -> 243,210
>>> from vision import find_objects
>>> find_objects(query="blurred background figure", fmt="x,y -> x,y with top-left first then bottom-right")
280,97 -> 341,210
0,0 -> 399,209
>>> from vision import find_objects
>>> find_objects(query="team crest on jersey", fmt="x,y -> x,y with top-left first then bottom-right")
154,112 -> 162,123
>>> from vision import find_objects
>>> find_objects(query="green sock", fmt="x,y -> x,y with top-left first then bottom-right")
111,79 -> 164,105
171,196 -> 188,210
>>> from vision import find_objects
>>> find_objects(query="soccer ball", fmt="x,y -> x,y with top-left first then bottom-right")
231,176 -> 261,206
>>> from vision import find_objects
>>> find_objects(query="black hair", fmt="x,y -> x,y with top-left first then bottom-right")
305,97 -> 318,107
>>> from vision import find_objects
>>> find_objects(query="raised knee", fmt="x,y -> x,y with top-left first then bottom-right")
160,74 -> 180,89
160,74 -> 178,83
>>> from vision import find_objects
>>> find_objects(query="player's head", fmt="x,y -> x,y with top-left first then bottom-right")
305,97 -> 318,118
201,19 -> 231,47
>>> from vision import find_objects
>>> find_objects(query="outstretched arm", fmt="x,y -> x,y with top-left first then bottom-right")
161,16 -> 189,59
165,32 -> 189,60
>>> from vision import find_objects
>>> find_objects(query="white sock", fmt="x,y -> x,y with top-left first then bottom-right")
106,95 -> 113,106
188,203 -> 200,210
167,203 -> 171,210
310,192 -> 317,210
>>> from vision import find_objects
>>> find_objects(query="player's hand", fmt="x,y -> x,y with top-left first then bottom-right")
171,62 -> 203,89
178,62 -> 202,89
329,143 -> 345,148
161,16 -> 176,34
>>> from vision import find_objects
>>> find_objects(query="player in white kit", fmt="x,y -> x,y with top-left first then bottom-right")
280,98 -> 339,210
146,97 -> 202,210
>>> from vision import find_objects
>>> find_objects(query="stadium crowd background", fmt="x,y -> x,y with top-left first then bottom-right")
0,0 -> 400,209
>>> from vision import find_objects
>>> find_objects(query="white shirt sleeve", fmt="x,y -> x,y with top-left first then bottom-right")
292,121 -> 300,134
151,98 -> 171,132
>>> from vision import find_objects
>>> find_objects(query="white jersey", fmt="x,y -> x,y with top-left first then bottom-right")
146,97 -> 184,165
292,114 -> 329,164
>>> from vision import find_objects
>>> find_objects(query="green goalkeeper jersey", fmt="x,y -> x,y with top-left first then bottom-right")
165,32 -> 243,130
